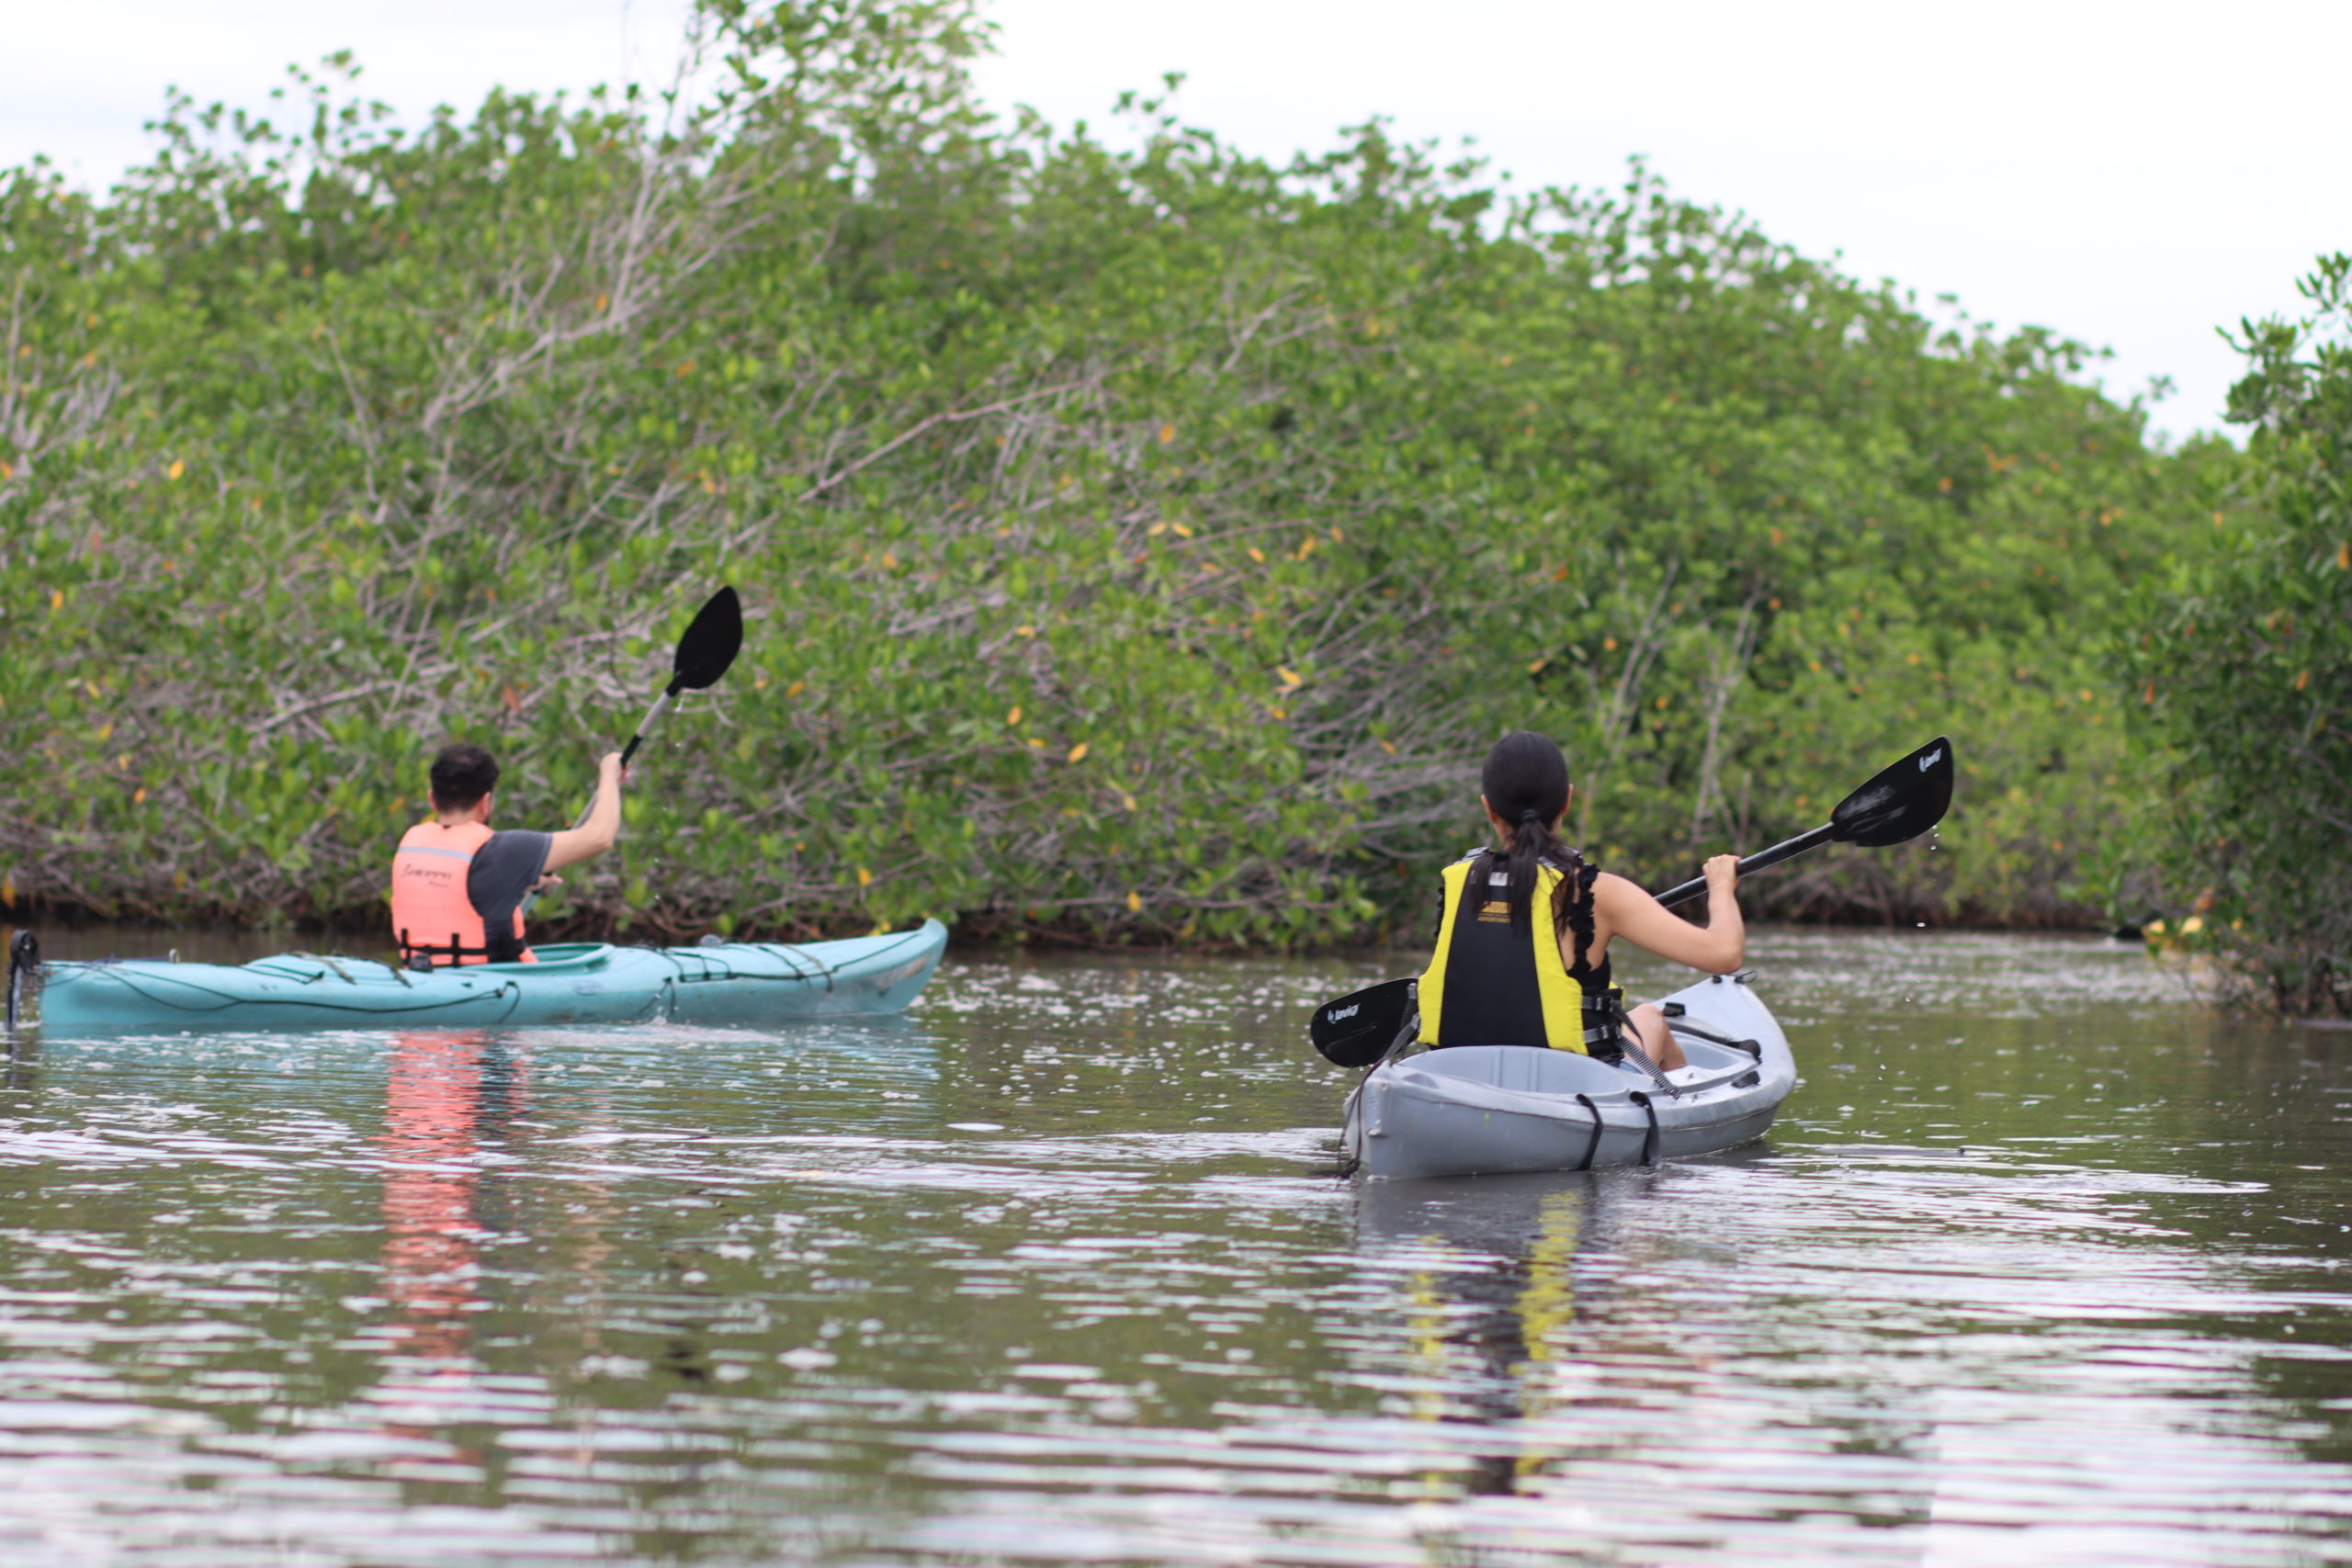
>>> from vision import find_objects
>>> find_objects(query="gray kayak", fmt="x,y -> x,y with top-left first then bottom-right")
1340,973 -> 1794,1179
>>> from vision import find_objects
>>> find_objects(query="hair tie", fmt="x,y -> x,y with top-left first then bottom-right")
1516,807 -> 1543,826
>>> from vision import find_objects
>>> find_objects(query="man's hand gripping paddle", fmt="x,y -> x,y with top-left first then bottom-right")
1306,736 -> 1956,1067
519,585 -> 743,919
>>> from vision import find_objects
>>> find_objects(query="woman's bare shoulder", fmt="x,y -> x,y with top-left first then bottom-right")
1589,870 -> 1653,905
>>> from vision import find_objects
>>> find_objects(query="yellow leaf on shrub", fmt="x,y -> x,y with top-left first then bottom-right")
0,875 -> 12,908
2336,542 -> 2349,569
856,867 -> 872,887
786,679 -> 805,697
1159,424 -> 1175,443
1067,742 -> 1088,763
133,788 -> 146,804
1247,547 -> 1266,563
50,590 -> 62,611
1126,890 -> 1142,913
2297,669 -> 2311,690
1277,667 -> 1303,689
166,459 -> 184,481
1006,705 -> 1023,726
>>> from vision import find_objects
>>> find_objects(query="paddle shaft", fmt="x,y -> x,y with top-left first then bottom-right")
1651,822 -> 1836,910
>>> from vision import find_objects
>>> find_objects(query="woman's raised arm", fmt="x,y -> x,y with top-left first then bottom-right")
1590,854 -> 1746,975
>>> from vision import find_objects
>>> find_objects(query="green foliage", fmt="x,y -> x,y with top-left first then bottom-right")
0,3 -> 2211,945
2124,254 -> 2352,1012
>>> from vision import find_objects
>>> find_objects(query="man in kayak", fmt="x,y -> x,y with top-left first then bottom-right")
1417,731 -> 1745,1070
390,745 -> 628,967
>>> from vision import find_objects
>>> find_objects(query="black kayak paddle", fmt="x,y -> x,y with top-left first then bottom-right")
1309,976 -> 1419,1068
519,585 -> 743,919
1649,734 -> 1952,909
1306,735 -> 1957,1067
619,585 -> 744,768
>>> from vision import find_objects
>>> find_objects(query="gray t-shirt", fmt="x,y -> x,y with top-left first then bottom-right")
467,830 -> 551,962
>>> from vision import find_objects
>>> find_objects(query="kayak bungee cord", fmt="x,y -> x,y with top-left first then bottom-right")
1573,1095 -> 1603,1170
40,958 -> 522,1020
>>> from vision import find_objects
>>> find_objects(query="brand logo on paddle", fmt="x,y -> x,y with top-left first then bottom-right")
1919,747 -> 1943,772
1327,1004 -> 1359,1023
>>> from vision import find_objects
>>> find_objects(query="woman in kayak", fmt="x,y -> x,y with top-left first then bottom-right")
390,744 -> 628,967
1417,731 -> 1744,1070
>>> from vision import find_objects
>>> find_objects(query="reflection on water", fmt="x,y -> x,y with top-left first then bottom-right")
0,931 -> 2348,1564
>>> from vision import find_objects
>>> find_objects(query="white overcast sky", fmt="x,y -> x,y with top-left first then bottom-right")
5,0 -> 2346,444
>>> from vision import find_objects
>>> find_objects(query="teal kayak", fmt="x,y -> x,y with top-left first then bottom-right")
26,920 -> 947,1034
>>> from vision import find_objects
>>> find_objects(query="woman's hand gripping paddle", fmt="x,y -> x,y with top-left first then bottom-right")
520,586 -> 743,919
1305,735 -> 1957,1062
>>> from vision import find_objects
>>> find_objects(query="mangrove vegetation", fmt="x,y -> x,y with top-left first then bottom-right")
0,0 -> 2334,1006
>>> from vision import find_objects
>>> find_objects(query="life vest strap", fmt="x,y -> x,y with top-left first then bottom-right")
397,928 -> 497,969
1581,987 -> 1630,1061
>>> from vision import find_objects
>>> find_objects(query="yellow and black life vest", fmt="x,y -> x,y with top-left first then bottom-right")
1417,852 -> 1620,1053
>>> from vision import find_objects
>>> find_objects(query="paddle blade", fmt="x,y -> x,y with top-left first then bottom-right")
670,586 -> 742,693
1830,735 -> 1954,848
1309,976 -> 1417,1067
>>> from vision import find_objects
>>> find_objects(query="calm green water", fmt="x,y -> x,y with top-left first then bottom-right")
4,929 -> 2350,1565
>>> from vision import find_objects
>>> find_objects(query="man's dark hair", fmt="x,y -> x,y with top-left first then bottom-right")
429,744 -> 500,811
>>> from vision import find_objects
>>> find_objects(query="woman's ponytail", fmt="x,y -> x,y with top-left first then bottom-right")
1497,807 -> 1560,933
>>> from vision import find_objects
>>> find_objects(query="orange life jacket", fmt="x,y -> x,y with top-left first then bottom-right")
390,820 -> 536,966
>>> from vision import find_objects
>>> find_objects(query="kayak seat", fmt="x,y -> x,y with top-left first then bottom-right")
1406,1043 -> 1634,1098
